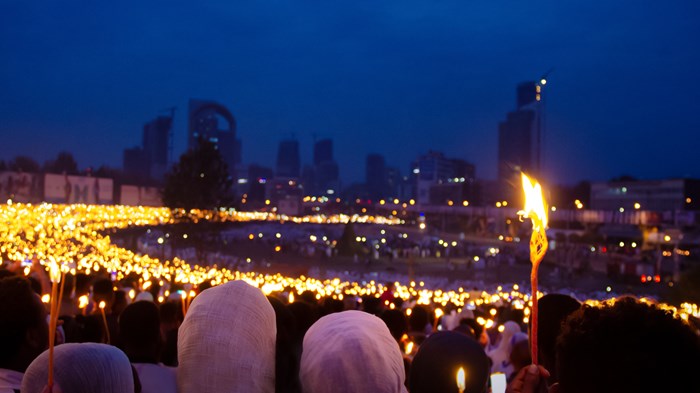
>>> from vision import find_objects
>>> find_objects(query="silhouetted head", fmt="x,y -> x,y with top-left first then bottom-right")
555,296 -> 700,393
537,293 -> 580,382
409,331 -> 490,393
119,300 -> 162,363
380,308 -> 409,342
0,276 -> 48,372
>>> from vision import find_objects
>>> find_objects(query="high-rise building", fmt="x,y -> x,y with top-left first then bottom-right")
276,139 -> 300,178
366,154 -> 386,200
123,114 -> 173,183
414,151 -> 475,205
498,81 -> 543,198
188,99 -> 240,176
311,138 -> 340,195
142,116 -> 171,181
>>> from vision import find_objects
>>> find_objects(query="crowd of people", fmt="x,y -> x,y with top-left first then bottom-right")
0,260 -> 699,393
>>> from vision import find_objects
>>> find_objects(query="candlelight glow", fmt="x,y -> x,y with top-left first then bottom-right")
0,202 -> 696,331
98,301 -> 106,310
49,263 -> 61,284
457,367 -> 466,392
405,341 -> 414,355
78,295 -> 89,309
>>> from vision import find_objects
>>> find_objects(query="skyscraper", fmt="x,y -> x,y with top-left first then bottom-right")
366,154 -> 386,200
498,81 -> 542,197
188,99 -> 240,176
276,139 -> 300,178
142,115 -> 171,181
123,114 -> 172,183
312,138 -> 339,195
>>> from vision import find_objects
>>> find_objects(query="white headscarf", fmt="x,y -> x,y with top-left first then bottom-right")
487,320 -> 522,375
21,343 -> 134,393
300,310 -> 408,393
177,280 -> 276,393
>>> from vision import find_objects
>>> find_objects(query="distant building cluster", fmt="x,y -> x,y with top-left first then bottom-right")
112,82 -> 698,215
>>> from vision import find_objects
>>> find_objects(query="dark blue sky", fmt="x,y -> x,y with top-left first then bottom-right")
1,1 -> 699,185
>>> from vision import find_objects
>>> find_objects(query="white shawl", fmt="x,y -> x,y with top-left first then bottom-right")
300,310 -> 408,393
177,280 -> 276,393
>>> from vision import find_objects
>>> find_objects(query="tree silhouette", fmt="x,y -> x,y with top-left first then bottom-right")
9,156 -> 40,173
335,222 -> 367,256
161,138 -> 233,211
44,151 -> 79,174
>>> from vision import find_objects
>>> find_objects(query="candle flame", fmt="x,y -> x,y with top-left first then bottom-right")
49,263 -> 61,283
405,341 -> 414,355
435,308 -> 443,318
98,301 -> 106,310
457,367 -> 466,391
289,292 -> 295,303
518,173 -> 548,230
78,295 -> 89,309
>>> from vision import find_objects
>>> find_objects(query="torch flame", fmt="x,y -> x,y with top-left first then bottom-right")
457,367 -> 466,392
518,173 -> 548,230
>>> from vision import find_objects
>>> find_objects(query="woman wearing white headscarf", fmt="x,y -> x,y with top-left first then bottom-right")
487,320 -> 521,376
177,280 -> 276,393
300,310 -> 408,393
21,343 -> 134,393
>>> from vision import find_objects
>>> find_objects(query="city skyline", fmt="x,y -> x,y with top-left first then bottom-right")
1,2 -> 699,185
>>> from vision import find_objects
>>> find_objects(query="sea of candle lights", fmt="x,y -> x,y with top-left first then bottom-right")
1,202 -> 699,324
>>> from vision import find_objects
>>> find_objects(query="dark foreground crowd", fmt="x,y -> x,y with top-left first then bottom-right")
0,262 -> 699,393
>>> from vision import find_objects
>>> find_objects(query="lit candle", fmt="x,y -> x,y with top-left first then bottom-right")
456,367 -> 466,393
289,292 -> 295,303
98,301 -> 110,344
78,295 -> 89,316
47,263 -> 62,389
518,173 -> 549,365
404,341 -> 414,356
186,289 -> 196,311
433,308 -> 443,332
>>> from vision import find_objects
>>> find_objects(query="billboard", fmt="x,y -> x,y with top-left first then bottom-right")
0,171 -> 41,203
120,185 -> 162,206
44,173 -> 113,204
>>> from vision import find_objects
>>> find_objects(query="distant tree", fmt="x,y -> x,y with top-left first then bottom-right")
44,151 -> 79,174
161,138 -> 233,211
610,175 -> 637,182
335,222 -> 367,256
0,160 -> 6,171
8,156 -> 40,173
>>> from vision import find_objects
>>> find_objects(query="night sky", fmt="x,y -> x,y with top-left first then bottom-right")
1,1 -> 699,185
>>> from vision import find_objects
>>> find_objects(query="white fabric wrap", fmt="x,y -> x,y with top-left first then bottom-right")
177,280 -> 276,393
21,343 -> 134,393
300,310 -> 408,393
